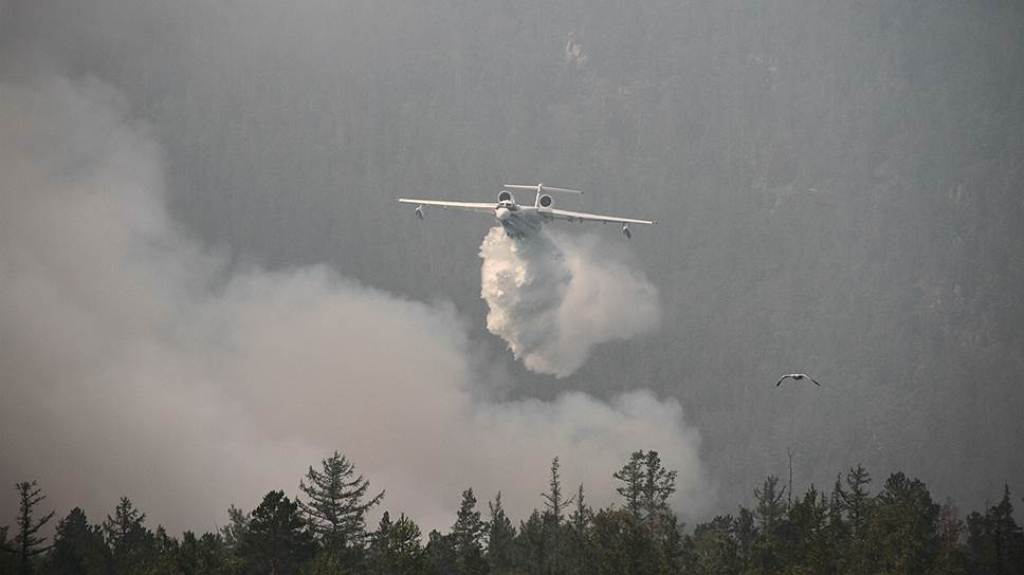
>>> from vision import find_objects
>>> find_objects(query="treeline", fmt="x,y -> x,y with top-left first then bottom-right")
2,451 -> 1022,575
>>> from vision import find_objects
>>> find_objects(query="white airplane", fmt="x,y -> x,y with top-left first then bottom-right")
398,183 -> 655,238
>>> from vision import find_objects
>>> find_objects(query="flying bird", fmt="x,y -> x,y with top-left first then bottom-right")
776,373 -> 821,387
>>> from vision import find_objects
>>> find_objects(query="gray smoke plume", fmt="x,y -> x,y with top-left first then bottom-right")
480,227 -> 660,377
0,74 -> 707,533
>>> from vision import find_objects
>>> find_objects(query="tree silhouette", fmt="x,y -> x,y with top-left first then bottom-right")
12,482 -> 54,575
244,490 -> 314,575
298,451 -> 384,552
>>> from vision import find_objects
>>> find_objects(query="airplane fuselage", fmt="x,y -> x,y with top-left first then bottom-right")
493,201 -> 545,237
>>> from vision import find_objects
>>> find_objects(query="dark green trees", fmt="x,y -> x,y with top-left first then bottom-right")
690,515 -> 741,575
590,450 -> 685,575
298,451 -> 384,553
486,493 -> 516,574
46,508 -> 106,575
751,475 -> 787,573
102,497 -> 154,575
3,457 -> 1021,575
11,482 -> 54,575
565,485 -> 592,575
966,485 -> 1024,575
451,488 -> 487,575
366,512 -> 425,575
244,490 -> 314,575
868,472 -> 941,574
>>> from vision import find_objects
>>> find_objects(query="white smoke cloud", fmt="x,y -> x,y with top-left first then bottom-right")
480,227 -> 660,377
0,74 -> 708,533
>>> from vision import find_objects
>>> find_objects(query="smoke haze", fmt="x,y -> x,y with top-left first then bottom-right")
0,74 -> 706,532
480,227 -> 659,377
2,0 -> 1023,532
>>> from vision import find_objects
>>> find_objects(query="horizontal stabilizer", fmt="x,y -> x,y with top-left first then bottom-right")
503,184 -> 584,195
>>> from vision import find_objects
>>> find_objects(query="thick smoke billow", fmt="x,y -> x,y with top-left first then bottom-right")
480,227 -> 660,377
0,75 -> 707,532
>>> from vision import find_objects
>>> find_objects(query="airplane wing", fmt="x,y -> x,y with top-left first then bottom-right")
397,198 -> 495,214
540,207 -> 655,226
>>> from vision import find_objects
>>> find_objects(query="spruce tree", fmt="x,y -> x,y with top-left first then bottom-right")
869,472 -> 940,575
842,465 -> 873,536
424,529 -> 456,575
567,485 -> 592,575
47,508 -> 108,575
243,490 -> 314,575
451,488 -> 486,575
0,525 -> 14,574
486,492 -> 516,573
102,497 -> 155,575
640,451 -> 677,528
614,452 -> 645,519
298,451 -> 384,551
518,510 -> 547,575
691,515 -> 740,575
966,485 -> 1024,575
220,505 -> 249,550
12,481 -> 54,575
541,457 -> 573,575
367,512 -> 424,575
541,457 -> 574,525
752,475 -> 787,573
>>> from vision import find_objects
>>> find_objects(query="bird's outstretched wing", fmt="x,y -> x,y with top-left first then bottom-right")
776,375 -> 791,387
808,376 -> 822,386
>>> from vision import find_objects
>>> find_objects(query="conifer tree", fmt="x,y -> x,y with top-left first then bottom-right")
518,510 -> 547,575
691,515 -> 740,575
219,504 -> 250,574
541,457 -> 574,525
934,501 -> 968,575
966,485 -> 1024,575
47,508 -> 108,575
102,497 -> 155,575
751,475 -> 787,573
243,490 -> 314,575
842,464 -> 873,536
221,505 -> 249,551
424,529 -> 456,575
367,511 -> 424,575
566,485 -> 592,575
837,466 -> 876,575
451,488 -> 486,575
0,525 -> 14,574
540,457 -> 573,575
786,486 -> 831,573
298,451 -> 384,551
734,506 -> 757,567
614,452 -> 645,519
869,472 -> 940,574
486,492 -> 516,573
11,482 -> 54,575
640,451 -> 677,528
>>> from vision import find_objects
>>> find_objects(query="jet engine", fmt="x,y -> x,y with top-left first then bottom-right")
538,194 -> 553,208
497,190 -> 515,203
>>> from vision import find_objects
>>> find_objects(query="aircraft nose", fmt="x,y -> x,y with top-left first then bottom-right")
495,207 -> 512,221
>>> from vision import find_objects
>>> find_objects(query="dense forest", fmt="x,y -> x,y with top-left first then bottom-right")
3,451 -> 1022,575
